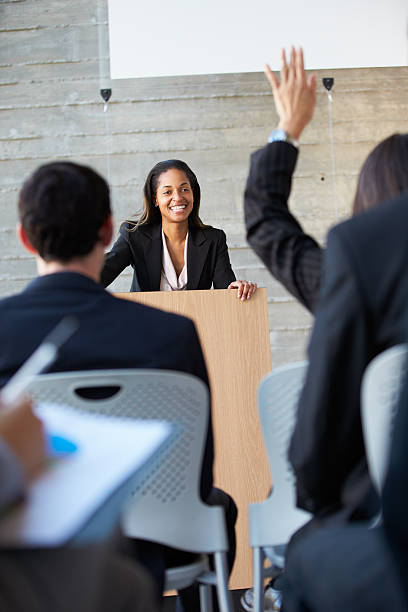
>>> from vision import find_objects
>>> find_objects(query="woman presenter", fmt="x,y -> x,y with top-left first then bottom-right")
101,159 -> 257,300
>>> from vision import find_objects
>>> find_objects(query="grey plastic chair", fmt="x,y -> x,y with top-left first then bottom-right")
361,344 -> 408,494
28,369 -> 233,612
249,363 -> 311,612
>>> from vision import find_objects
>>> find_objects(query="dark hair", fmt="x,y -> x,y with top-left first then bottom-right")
18,161 -> 111,262
352,134 -> 408,215
131,159 -> 207,229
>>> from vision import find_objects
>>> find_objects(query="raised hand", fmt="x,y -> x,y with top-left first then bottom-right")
265,47 -> 316,141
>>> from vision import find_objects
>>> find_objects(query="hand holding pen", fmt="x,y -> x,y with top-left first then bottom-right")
0,397 -> 46,481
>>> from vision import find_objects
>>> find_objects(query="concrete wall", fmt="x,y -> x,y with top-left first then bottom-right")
2,0 -> 408,366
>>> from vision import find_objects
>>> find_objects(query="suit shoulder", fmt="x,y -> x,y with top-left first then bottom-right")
0,294 -> 27,341
330,193 -> 408,251
0,294 -> 20,312
119,220 -> 139,237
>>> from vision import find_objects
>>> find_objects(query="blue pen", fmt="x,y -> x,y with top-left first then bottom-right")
47,433 -> 78,457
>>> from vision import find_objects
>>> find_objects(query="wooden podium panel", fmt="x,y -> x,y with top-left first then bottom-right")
115,288 -> 272,589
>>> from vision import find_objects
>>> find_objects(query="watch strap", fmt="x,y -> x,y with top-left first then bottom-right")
268,129 -> 299,148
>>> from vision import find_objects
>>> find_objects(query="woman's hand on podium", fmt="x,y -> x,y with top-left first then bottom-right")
228,280 -> 257,301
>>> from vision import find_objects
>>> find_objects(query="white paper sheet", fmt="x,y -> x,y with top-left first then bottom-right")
0,403 -> 171,546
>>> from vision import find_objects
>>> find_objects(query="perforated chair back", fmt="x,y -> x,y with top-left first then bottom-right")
250,362 -> 311,549
28,369 -> 227,553
361,344 -> 408,493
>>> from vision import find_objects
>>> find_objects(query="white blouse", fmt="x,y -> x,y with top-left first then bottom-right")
160,230 -> 188,291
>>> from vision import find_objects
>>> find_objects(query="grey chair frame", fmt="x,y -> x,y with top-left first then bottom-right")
249,363 -> 311,612
28,369 -> 233,612
361,344 -> 408,494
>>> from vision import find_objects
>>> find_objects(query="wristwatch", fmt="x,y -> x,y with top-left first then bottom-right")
268,128 -> 299,148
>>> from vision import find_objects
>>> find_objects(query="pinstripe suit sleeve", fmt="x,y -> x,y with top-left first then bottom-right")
244,141 -> 323,313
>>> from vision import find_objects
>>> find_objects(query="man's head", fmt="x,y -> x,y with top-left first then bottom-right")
18,161 -> 112,263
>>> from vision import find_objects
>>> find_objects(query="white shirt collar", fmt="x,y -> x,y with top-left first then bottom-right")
160,230 -> 188,291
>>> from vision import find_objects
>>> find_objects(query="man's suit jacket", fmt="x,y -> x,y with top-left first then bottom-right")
0,272 -> 213,500
244,141 -> 323,313
289,193 -> 408,522
101,222 -> 236,291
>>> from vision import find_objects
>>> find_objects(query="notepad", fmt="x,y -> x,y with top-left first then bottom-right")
0,403 -> 171,547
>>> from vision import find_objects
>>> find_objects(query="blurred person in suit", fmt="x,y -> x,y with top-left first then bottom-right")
242,46 -> 408,611
245,44 -> 408,527
244,47 -> 408,313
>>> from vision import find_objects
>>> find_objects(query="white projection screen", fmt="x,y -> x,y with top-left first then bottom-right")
108,0 -> 408,79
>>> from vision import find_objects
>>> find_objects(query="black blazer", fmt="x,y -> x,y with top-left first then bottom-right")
244,141 -> 323,313
289,193 -> 408,523
0,272 -> 213,501
101,222 -> 236,291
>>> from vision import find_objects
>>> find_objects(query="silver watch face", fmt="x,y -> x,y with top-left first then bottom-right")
268,129 -> 298,147
268,129 -> 288,143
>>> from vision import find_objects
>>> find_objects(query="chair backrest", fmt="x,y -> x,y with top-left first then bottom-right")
28,369 -> 227,553
250,362 -> 311,548
361,344 -> 408,493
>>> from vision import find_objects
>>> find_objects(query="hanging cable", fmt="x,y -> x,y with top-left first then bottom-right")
97,0 -> 112,184
103,94 -> 112,184
323,77 -> 339,221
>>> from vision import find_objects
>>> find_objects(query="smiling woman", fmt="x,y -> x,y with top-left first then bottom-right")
101,159 -> 257,300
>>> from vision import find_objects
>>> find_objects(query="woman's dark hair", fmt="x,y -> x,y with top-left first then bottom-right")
130,159 -> 207,229
352,133 -> 408,215
18,161 -> 111,262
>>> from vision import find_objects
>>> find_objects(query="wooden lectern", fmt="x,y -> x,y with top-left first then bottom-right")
115,288 -> 272,589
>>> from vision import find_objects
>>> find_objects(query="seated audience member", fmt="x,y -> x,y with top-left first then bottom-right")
244,44 -> 408,527
283,361 -> 408,612
243,47 -> 408,610
244,47 -> 408,313
0,161 -> 236,612
0,395 -> 158,612
288,172 -> 408,529
101,159 -> 257,300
